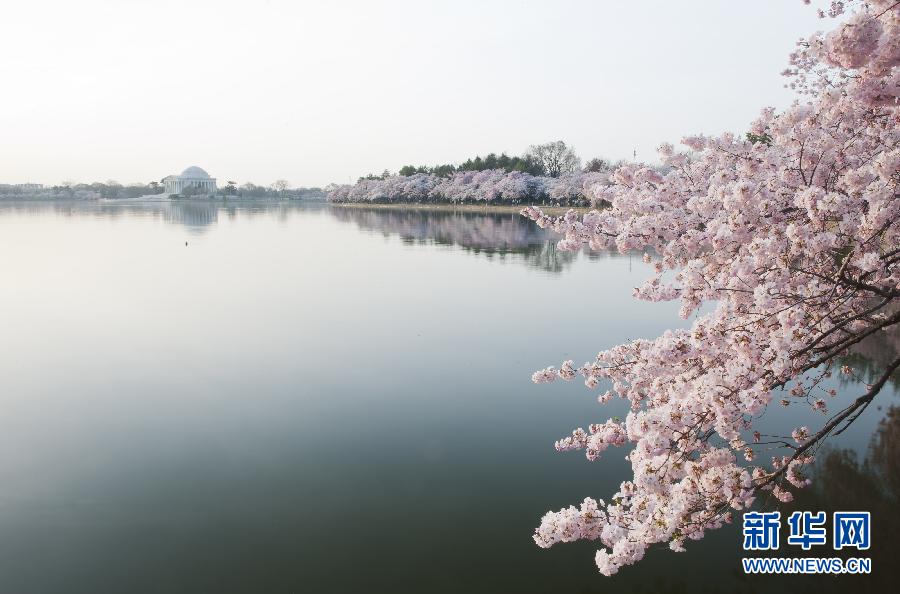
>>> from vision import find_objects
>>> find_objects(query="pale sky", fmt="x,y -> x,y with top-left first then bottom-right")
0,0 -> 822,188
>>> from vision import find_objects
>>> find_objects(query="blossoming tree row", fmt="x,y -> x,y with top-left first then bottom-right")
325,169 -> 611,207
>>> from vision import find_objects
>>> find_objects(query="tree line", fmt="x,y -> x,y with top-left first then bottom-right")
361,141 -> 613,182
329,141 -> 659,206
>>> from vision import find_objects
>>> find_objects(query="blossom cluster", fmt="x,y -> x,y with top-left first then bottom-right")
524,0 -> 899,575
325,170 -> 610,207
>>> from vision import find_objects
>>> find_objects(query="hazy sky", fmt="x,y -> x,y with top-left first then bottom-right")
1,0 -> 823,187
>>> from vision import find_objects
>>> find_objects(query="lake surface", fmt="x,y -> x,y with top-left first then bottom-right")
0,201 -> 895,593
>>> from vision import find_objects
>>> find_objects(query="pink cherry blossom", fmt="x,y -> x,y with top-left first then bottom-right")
523,0 -> 899,576
326,169 -> 615,207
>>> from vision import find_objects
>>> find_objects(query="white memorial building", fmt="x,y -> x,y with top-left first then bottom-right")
163,166 -> 217,195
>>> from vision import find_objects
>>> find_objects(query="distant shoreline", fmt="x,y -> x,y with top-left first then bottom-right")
0,196 -> 587,216
0,195 -> 327,203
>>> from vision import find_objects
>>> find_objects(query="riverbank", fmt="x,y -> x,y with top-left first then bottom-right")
328,202 -> 596,216
0,195 -> 328,203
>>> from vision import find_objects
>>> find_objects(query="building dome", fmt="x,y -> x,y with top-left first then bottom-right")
164,166 -> 217,196
180,166 -> 211,179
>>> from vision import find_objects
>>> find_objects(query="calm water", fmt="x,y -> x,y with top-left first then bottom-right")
0,201 -> 895,593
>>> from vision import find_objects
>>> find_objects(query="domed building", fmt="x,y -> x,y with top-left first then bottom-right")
163,166 -> 217,195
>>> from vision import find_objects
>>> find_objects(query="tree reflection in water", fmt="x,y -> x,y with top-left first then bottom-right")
2,200 -> 893,592
0,201 -> 625,272
328,206 -> 623,273
0,199 -> 308,231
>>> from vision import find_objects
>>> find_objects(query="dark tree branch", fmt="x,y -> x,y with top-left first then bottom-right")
756,354 -> 900,489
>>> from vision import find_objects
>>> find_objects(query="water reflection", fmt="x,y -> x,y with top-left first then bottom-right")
328,205 -> 625,273
743,403 -> 900,594
840,319 -> 900,388
727,329 -> 900,594
0,200 -> 317,232
0,201 -> 624,272
0,200 -> 894,594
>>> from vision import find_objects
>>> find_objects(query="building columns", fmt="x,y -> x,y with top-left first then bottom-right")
164,176 -> 217,196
